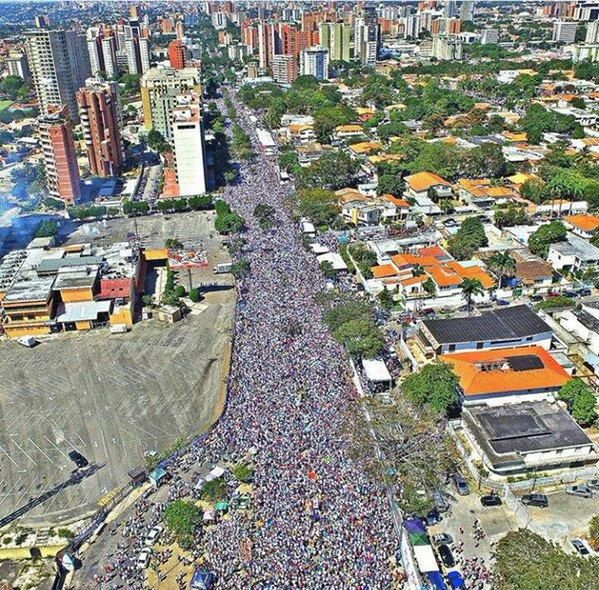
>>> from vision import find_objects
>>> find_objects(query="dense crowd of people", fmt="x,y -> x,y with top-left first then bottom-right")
88,88 -> 400,589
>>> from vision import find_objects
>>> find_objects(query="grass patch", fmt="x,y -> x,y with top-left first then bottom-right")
0,100 -> 13,111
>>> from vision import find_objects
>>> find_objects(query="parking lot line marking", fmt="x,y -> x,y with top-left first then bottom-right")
0,476 -> 22,507
11,440 -> 37,466
44,435 -> 71,460
0,444 -> 19,468
28,438 -> 55,464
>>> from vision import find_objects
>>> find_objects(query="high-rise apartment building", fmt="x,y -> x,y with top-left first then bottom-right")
319,21 -> 353,62
38,105 -> 80,204
552,20 -> 578,42
76,78 -> 124,178
101,35 -> 118,78
7,53 -> 31,81
481,28 -> 499,44
271,54 -> 298,84
141,66 -> 201,136
171,94 -> 207,196
300,46 -> 329,81
586,20 -> 599,42
25,29 -> 91,121
168,39 -> 189,69
443,0 -> 457,18
460,0 -> 475,21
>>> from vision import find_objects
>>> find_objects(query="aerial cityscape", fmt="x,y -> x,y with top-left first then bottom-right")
1,0 -> 599,588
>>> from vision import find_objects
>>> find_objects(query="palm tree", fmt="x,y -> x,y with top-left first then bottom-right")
461,278 -> 485,314
488,251 -> 516,288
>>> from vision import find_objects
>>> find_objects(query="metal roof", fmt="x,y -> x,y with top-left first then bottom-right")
423,305 -> 551,345
55,301 -> 111,323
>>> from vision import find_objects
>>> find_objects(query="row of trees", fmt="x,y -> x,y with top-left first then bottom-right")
214,199 -> 244,234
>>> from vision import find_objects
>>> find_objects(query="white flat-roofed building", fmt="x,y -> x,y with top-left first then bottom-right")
172,93 -> 207,196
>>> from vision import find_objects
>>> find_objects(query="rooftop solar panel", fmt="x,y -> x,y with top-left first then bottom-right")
507,355 -> 545,372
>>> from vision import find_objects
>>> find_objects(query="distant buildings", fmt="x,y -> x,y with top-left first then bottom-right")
38,105 -> 81,204
271,54 -> 298,85
481,28 -> 499,45
168,39 -> 188,69
76,78 -> 124,177
25,28 -> 90,121
431,34 -> 464,60
552,20 -> 578,43
6,52 -> 31,81
140,66 -> 201,136
300,46 -> 329,81
171,94 -> 207,196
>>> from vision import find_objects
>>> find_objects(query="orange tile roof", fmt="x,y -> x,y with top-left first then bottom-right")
502,131 -> 528,142
418,245 -> 449,260
391,253 -> 440,269
446,261 -> 496,289
405,171 -> 451,192
565,214 -> 599,233
400,275 -> 427,287
335,124 -> 363,133
349,141 -> 381,155
441,346 -> 571,396
384,194 -> 410,208
372,264 -> 398,279
426,265 -> 463,287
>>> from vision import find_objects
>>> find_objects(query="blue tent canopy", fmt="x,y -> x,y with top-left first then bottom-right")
447,571 -> 467,589
149,467 -> 167,486
190,568 -> 216,590
427,571 -> 448,590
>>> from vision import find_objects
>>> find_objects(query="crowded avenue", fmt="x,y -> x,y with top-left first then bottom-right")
81,86 -> 400,589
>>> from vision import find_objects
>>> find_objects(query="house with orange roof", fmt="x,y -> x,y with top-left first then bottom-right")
404,171 -> 452,200
441,346 -> 571,406
564,214 -> 599,239
348,141 -> 382,157
333,124 -> 364,141
457,179 -> 518,207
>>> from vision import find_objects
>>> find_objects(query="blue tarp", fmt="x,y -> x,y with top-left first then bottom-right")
427,571 -> 448,590
447,571 -> 467,589
190,569 -> 216,590
404,518 -> 426,534
149,467 -> 167,486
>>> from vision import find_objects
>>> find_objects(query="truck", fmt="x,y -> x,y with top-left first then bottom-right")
213,262 -> 233,274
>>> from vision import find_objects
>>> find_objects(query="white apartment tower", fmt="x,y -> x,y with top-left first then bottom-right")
300,46 -> 329,81
552,21 -> 578,43
172,94 -> 207,196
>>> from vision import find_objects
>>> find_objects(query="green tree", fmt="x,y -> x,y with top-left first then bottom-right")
164,500 -> 202,539
423,278 -> 436,296
589,515 -> 599,550
528,221 -> 567,258
378,288 -> 395,310
487,251 -> 516,287
319,260 -> 336,280
147,129 -> 170,153
231,258 -> 250,278
333,319 -> 385,359
460,277 -> 485,312
296,151 -> 359,191
493,529 -> 598,590
35,220 -> 59,238
401,362 -> 459,413
215,212 -> 245,234
377,174 -> 404,197
296,188 -> 339,226
572,388 -> 597,426
189,287 -> 201,303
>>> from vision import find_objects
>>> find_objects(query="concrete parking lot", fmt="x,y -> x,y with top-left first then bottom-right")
0,289 -> 234,525
517,489 -> 599,548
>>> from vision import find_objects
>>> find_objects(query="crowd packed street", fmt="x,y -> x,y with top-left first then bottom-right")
83,86 -> 400,589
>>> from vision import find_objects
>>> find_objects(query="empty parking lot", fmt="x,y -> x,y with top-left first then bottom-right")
0,289 -> 234,525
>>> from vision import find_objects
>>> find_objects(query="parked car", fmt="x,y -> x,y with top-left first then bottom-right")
529,294 -> 544,303
437,544 -> 455,568
432,533 -> 454,546
576,288 -> 592,297
571,538 -> 592,557
480,493 -> 502,507
68,450 -> 89,468
522,493 -> 548,507
586,479 -> 599,490
566,484 -> 593,498
425,508 -> 443,526
432,490 -> 450,513
496,299 -> 510,306
137,548 -> 152,569
563,290 -> 580,298
452,473 -> 470,496
145,525 -> 164,546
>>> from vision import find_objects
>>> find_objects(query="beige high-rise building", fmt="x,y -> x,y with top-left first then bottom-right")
141,66 -> 201,136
